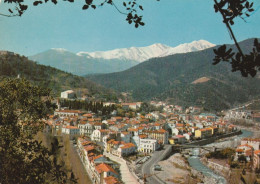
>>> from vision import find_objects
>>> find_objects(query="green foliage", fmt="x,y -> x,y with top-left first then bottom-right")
205,148 -> 235,159
0,78 -> 76,184
117,107 -> 126,116
60,99 -> 116,115
0,52 -> 118,100
138,102 -> 162,113
246,99 -> 260,110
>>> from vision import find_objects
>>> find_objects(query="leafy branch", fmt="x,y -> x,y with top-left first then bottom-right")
213,0 -> 260,77
1,0 -> 146,28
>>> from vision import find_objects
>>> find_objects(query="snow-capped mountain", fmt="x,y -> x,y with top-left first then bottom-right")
159,40 -> 216,57
29,40 -> 216,75
77,40 -> 215,62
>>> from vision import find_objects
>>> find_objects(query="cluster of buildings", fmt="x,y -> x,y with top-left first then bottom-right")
45,100 -> 241,183
77,137 -> 121,184
48,102 -> 238,153
224,110 -> 252,120
235,138 -> 260,170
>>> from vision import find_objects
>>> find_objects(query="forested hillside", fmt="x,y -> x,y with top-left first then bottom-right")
0,52 -> 117,101
87,38 -> 260,111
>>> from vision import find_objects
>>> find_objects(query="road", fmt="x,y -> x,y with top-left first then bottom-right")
104,152 -> 139,184
141,145 -> 172,184
70,142 -> 92,184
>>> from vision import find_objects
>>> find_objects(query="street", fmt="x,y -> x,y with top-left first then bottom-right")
141,145 -> 172,184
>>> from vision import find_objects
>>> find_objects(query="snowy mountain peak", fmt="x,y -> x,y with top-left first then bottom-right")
77,40 -> 215,62
159,40 -> 216,58
51,48 -> 69,53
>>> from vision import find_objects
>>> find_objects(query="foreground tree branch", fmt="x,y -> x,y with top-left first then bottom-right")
213,0 -> 260,77
0,78 -> 76,184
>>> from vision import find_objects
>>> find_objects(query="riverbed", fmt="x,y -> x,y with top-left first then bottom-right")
187,129 -> 253,184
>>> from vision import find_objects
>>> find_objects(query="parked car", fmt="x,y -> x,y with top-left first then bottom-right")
154,164 -> 162,171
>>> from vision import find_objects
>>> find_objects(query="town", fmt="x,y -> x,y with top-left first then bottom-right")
44,90 -> 260,184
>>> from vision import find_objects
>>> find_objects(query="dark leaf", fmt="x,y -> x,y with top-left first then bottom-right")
51,0 -> 57,4
85,0 -> 93,5
82,5 -> 89,10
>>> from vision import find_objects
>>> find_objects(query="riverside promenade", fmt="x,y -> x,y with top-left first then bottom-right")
104,152 -> 139,184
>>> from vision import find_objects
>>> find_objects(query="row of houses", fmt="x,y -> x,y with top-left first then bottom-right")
77,137 -> 121,184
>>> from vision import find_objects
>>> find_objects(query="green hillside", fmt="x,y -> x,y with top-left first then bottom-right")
0,51 -> 118,101
86,38 -> 260,111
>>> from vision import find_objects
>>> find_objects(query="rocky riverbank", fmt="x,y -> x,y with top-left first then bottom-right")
154,153 -> 221,184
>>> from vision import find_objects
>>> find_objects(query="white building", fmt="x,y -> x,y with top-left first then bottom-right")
61,90 -> 76,99
54,110 -> 82,117
62,126 -> 80,135
117,143 -> 136,157
139,138 -> 159,153
132,136 -> 159,153
91,129 -> 110,142
78,122 -> 93,136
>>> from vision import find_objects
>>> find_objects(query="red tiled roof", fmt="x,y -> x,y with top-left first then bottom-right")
139,134 -> 148,139
65,126 -> 78,129
95,163 -> 118,174
255,150 -> 260,155
104,176 -> 120,184
93,155 -> 104,160
120,143 -> 136,149
238,144 -> 253,149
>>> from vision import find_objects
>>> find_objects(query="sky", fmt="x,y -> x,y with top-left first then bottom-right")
0,0 -> 260,56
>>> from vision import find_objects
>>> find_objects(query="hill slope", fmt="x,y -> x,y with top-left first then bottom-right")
0,51 -> 117,100
86,38 -> 260,111
29,49 -> 138,76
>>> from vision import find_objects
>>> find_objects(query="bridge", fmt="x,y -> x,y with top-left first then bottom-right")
171,144 -> 222,152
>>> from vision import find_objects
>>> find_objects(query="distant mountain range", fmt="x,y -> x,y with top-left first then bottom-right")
86,38 -> 260,112
29,40 -> 215,75
78,40 -> 215,62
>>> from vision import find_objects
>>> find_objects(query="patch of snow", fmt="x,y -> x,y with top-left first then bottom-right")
51,48 -> 69,53
77,40 -> 215,62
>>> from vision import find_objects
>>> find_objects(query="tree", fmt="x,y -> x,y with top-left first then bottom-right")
212,0 -> 260,77
0,78 -> 76,184
0,0 -> 259,77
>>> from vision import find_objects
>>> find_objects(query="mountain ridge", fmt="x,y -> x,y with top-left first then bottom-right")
29,40 -> 215,75
77,40 -> 215,62
86,38 -> 260,111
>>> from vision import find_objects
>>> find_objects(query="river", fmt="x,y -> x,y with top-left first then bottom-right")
187,129 -> 253,184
